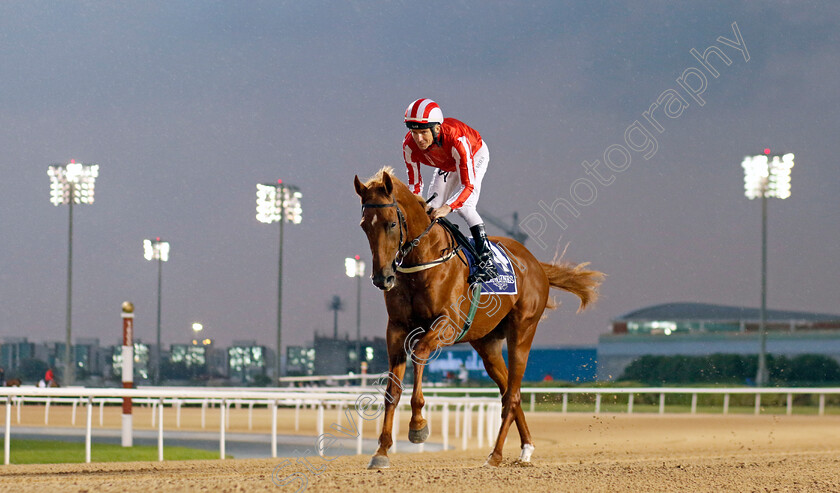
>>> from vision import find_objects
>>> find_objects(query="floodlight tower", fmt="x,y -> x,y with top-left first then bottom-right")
144,238 -> 170,384
741,148 -> 794,387
345,256 -> 365,374
48,160 -> 99,385
256,180 -> 302,381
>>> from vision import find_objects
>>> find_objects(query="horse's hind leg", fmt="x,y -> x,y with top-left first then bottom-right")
503,323 -> 538,465
472,334 -> 534,467
472,337 -> 533,445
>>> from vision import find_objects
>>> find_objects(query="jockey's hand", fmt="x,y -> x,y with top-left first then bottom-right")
430,204 -> 452,220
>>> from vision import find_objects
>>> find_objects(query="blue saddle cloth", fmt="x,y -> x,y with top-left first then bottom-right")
464,239 -> 518,295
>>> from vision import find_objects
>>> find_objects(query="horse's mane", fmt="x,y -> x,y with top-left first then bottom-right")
361,166 -> 430,215
363,166 -> 403,189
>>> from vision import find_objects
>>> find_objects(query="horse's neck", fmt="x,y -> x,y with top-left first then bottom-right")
394,186 -> 465,277
402,213 -> 461,272
395,188 -> 428,236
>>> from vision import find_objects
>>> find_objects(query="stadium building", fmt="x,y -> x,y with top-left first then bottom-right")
597,302 -> 840,380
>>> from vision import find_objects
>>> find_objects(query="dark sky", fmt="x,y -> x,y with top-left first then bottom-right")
1,2 -> 838,354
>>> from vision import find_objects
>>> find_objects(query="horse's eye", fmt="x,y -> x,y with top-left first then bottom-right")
390,222 -> 397,229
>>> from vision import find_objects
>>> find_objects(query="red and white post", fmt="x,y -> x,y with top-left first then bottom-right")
121,301 -> 134,447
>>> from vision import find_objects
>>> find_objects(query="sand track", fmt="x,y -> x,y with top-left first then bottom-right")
2,411 -> 839,492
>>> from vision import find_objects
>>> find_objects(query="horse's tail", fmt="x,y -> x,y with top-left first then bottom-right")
540,261 -> 604,312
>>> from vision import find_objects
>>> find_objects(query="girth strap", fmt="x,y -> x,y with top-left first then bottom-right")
453,283 -> 482,343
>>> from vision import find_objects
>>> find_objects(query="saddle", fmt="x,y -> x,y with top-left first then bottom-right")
436,217 -> 518,295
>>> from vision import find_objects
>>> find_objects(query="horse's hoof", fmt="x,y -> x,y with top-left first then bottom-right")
408,425 -> 429,444
518,443 -> 535,463
483,454 -> 503,467
367,455 -> 390,469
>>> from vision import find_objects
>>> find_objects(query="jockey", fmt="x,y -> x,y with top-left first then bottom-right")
402,98 -> 498,284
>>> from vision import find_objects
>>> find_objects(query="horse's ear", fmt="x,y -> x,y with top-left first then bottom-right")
354,175 -> 366,197
382,172 -> 394,196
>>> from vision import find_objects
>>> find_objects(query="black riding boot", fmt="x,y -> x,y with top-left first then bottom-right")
468,224 -> 499,284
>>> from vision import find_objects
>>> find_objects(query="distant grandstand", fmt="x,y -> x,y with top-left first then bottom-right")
598,302 -> 840,380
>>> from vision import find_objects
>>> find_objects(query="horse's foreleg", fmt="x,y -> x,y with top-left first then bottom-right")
369,327 -> 408,469
408,340 -> 432,444
368,361 -> 406,468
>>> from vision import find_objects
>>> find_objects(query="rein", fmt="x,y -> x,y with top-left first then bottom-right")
361,197 -> 459,272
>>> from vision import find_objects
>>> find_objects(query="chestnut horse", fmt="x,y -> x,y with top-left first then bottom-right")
354,167 -> 603,468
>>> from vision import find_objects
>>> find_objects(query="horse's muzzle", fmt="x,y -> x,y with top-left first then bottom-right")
371,265 -> 396,291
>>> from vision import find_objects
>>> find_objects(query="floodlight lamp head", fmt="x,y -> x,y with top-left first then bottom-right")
47,162 -> 99,205
255,182 -> 303,224
144,238 -> 170,261
741,152 -> 794,200
345,257 -> 365,277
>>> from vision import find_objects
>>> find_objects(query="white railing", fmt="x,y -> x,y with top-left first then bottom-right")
275,374 -> 840,416
3,385 -> 837,466
422,386 -> 840,415
144,383 -> 840,417
0,387 -> 499,466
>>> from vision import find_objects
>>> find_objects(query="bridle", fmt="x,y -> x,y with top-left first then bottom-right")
361,197 -> 459,272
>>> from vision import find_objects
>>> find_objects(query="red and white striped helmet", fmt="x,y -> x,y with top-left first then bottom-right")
404,98 -> 444,129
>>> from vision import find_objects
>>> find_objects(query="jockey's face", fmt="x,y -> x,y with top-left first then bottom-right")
410,125 -> 439,150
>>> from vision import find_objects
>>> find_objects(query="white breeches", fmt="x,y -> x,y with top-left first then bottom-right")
427,142 -> 489,228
